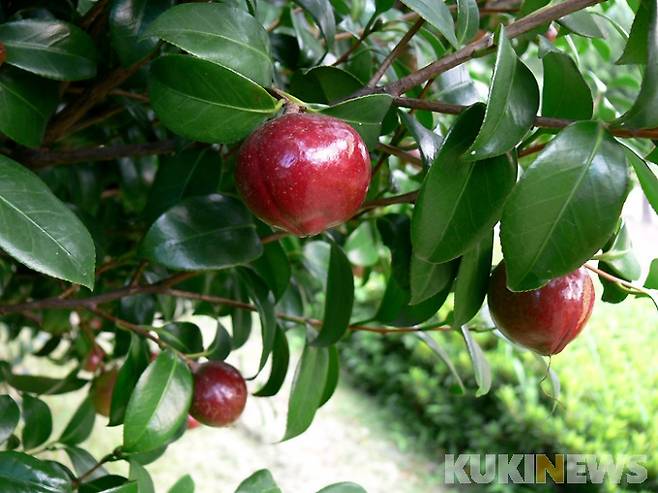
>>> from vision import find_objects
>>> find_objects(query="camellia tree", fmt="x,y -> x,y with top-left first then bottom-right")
0,0 -> 657,490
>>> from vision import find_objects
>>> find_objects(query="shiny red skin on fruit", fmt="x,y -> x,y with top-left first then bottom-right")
84,345 -> 106,373
186,415 -> 201,430
90,367 -> 118,417
190,361 -> 247,427
236,113 -> 371,236
0,43 -> 5,66
488,264 -> 595,355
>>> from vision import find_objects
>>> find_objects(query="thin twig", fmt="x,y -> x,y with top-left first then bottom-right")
368,17 -> 425,87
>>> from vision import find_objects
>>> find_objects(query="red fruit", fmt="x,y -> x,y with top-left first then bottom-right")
236,113 -> 371,236
83,344 -> 106,373
0,43 -> 5,66
186,415 -> 201,430
190,361 -> 247,427
89,367 -> 118,417
487,263 -> 595,355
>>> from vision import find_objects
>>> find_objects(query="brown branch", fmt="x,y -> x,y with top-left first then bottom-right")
381,0 -> 606,96
361,191 -> 418,210
376,143 -> 423,167
79,0 -> 111,30
368,17 -> 425,87
585,264 -> 653,296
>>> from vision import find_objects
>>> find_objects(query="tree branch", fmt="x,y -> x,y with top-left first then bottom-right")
368,17 -> 425,87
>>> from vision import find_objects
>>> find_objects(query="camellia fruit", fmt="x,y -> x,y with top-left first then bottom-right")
487,263 -> 595,355
190,361 -> 247,427
236,113 -> 371,236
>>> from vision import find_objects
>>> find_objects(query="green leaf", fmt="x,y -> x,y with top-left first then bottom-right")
0,68 -> 58,148
252,236 -> 291,301
143,148 -> 221,224
254,327 -> 290,397
21,394 -> 52,450
289,66 -> 362,104
645,259 -> 658,289
317,483 -> 367,493
128,462 -> 154,493
146,3 -> 272,86
0,451 -> 72,493
460,326 -> 491,397
452,231 -> 493,327
465,28 -> 539,160
558,10 -> 605,38
293,0 -> 336,48
206,322 -> 232,362
0,20 -> 97,80
415,332 -> 465,393
168,475 -> 195,493
109,333 -> 150,426
1,371 -> 87,395
401,0 -> 458,48
312,242 -> 354,347
617,1 -> 650,65
319,346 -> 339,407
0,155 -> 96,288
140,194 -> 263,271
598,222 -> 641,281
411,104 -> 517,263
149,55 -> 279,144
79,477 -> 134,493
110,0 -> 173,66
235,469 -> 282,493
540,49 -> 593,120
615,0 -> 658,129
157,322 -> 204,354
64,447 -> 108,482
629,152 -> 658,215
95,483 -> 137,493
501,122 -> 629,291
409,255 -> 458,305
400,111 -> 442,168
284,344 -> 329,440
319,94 -> 393,149
239,269 -> 277,372
123,350 -> 193,453
59,397 -> 95,445
344,222 -> 379,267
456,0 -> 479,44
0,395 -> 19,445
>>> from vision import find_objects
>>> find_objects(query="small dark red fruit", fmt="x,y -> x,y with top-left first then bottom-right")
83,344 -> 106,373
0,43 -> 6,66
186,415 -> 200,430
236,113 -> 371,236
487,263 -> 595,355
190,361 -> 247,427
89,367 -> 118,417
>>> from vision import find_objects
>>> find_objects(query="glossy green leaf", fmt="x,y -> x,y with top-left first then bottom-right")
412,104 -> 517,263
254,327 -> 290,397
465,28 -> 539,160
206,322 -> 232,362
141,194 -> 263,270
312,243 -> 354,347
615,0 -> 658,129
344,222 -> 379,267
284,344 -> 329,440
0,451 -> 72,493
1,371 -> 87,395
143,148 -> 221,224
109,333 -> 150,426
235,469 -> 282,493
110,0 -> 173,66
599,222 -> 641,281
401,0 -> 458,48
149,55 -> 279,144
317,483 -> 367,493
64,447 -> 108,482
0,155 -> 96,288
157,322 -> 204,354
400,111 -> 442,167
128,462 -> 154,493
293,0 -> 335,48
320,94 -> 392,149
0,395 -> 19,444
289,66 -> 362,104
0,20 -> 96,80
435,65 -> 480,106
645,259 -> 658,289
629,151 -> 658,215
501,122 -> 629,291
558,11 -> 605,38
617,1 -> 649,65
79,476 -> 134,493
59,397 -> 95,445
94,483 -> 137,493
409,255 -> 458,305
319,346 -> 339,407
0,68 -> 58,148
238,269 -> 276,372
540,49 -> 593,120
460,326 -> 491,397
452,231 -> 493,327
123,350 -> 193,453
252,237 -> 291,301
169,475 -> 195,493
456,0 -> 479,44
21,395 -> 52,450
146,3 -> 272,86
415,332 -> 465,393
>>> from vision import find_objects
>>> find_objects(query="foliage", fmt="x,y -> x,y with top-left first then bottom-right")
0,0 -> 656,490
